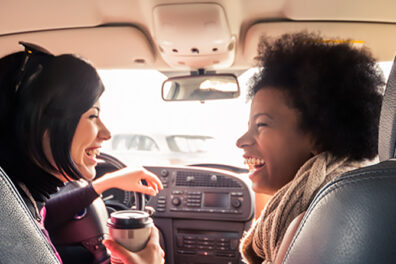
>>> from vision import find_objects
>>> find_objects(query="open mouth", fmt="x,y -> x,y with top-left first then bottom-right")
85,148 -> 100,161
244,157 -> 265,170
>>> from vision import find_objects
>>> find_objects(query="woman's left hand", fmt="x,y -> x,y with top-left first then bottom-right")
92,167 -> 163,195
103,226 -> 165,264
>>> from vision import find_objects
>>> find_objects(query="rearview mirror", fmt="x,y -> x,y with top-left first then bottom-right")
162,74 -> 240,101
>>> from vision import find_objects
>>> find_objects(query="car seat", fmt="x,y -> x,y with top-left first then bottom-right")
282,57 -> 396,264
0,167 -> 60,263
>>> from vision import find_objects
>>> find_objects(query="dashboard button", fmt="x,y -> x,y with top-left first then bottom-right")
231,199 -> 242,208
160,169 -> 169,177
172,197 -> 181,206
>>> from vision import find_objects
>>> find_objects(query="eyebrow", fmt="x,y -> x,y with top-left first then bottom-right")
92,106 -> 101,112
253,112 -> 274,121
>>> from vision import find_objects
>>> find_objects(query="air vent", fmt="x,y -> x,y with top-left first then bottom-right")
176,171 -> 242,188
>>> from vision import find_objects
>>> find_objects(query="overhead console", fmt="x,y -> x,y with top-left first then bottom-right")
152,3 -> 236,70
145,166 -> 254,264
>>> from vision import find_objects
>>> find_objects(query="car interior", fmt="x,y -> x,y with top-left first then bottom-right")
1,0 -> 396,264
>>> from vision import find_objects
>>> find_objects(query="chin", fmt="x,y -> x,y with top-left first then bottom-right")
252,184 -> 265,194
79,167 -> 96,181
252,184 -> 275,195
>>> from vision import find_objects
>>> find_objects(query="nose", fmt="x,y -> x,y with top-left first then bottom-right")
98,119 -> 111,141
236,130 -> 254,149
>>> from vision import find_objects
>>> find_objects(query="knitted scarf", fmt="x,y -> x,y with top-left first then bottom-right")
240,152 -> 376,264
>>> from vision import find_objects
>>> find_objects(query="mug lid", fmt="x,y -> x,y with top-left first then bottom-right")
107,210 -> 153,229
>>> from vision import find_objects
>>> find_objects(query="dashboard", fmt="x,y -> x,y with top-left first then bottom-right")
51,154 -> 254,264
97,154 -> 255,264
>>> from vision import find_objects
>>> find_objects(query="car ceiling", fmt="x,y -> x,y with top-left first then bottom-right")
1,0 -> 396,73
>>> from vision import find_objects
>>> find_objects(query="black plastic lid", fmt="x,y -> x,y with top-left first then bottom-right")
107,210 -> 153,229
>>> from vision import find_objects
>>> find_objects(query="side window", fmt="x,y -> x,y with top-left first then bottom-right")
111,134 -> 139,151
112,134 -> 122,150
173,136 -> 189,152
139,136 -> 159,151
126,135 -> 139,151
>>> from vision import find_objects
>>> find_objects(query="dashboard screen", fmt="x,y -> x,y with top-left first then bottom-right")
203,192 -> 228,208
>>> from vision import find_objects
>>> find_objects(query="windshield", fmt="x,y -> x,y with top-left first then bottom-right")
98,69 -> 255,168
98,62 -> 392,169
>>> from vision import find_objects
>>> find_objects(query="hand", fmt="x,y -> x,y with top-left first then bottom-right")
92,167 -> 163,195
103,226 -> 165,264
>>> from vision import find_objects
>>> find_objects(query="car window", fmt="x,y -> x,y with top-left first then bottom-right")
167,135 -> 214,153
140,135 -> 159,151
98,69 -> 254,167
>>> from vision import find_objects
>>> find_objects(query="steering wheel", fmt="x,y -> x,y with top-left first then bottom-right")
96,153 -> 146,212
49,153 -> 147,264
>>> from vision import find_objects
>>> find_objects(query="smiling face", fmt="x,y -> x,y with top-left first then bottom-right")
43,100 -> 111,182
70,101 -> 111,181
236,88 -> 316,195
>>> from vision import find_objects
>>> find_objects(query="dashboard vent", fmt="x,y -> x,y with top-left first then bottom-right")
176,171 -> 242,188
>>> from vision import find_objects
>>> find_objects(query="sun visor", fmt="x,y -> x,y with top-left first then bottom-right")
0,26 -> 154,69
244,22 -> 396,64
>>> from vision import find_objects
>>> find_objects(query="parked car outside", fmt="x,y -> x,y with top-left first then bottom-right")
103,132 -> 229,166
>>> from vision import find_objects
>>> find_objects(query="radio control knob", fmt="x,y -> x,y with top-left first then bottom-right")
160,169 -> 169,177
231,199 -> 241,208
172,197 -> 181,206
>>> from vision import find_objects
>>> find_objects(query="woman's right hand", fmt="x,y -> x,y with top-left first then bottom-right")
92,167 -> 163,196
103,226 -> 165,264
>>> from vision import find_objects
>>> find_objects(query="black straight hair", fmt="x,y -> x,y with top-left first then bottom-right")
0,50 -> 104,180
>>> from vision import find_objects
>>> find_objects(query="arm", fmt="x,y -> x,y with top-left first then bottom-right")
45,167 -> 163,231
45,183 -> 99,231
103,226 -> 165,264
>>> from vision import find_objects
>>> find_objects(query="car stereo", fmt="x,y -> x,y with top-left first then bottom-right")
145,166 -> 254,264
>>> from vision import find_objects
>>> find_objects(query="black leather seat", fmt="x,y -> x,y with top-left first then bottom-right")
283,58 -> 396,264
0,167 -> 60,263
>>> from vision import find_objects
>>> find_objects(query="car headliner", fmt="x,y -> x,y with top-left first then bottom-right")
1,0 -> 396,72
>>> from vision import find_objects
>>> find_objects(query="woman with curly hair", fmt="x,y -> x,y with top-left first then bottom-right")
237,31 -> 385,263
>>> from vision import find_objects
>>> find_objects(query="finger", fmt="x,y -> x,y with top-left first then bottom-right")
144,175 -> 163,191
149,226 -> 160,242
140,170 -> 164,190
103,239 -> 136,263
146,179 -> 159,193
134,184 -> 157,196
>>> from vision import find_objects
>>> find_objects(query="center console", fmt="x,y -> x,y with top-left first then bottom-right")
145,166 -> 254,264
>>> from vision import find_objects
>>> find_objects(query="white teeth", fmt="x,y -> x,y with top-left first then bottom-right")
244,157 -> 265,166
86,149 -> 100,157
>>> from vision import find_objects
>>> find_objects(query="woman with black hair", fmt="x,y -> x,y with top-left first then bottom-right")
236,32 -> 384,264
0,43 -> 164,264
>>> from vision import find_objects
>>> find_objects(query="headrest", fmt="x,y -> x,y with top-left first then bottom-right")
0,167 -> 60,263
379,57 -> 396,161
283,161 -> 396,264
